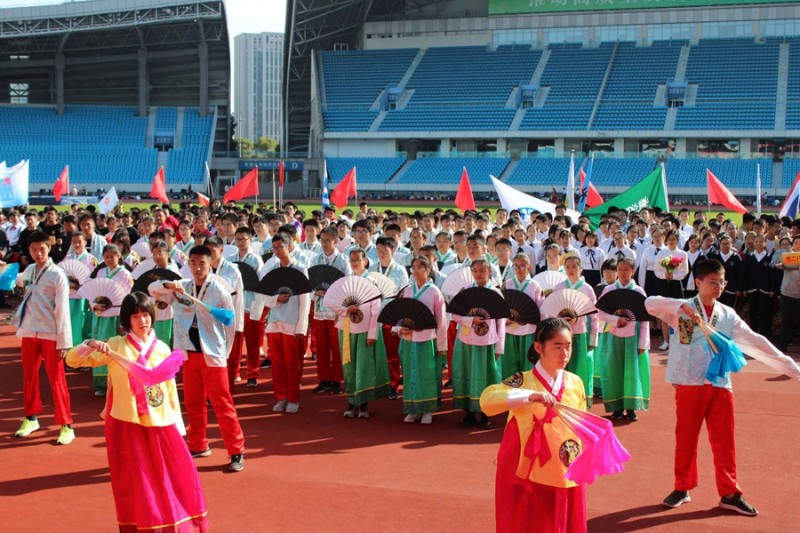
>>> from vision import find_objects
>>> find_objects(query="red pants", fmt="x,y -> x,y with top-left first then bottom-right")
268,332 -> 305,403
184,352 -> 245,456
306,306 -> 317,355
227,330 -> 244,390
312,318 -> 342,382
21,337 -> 72,425
243,311 -> 267,380
674,384 -> 740,497
446,320 -> 457,379
496,419 -> 586,533
382,324 -> 401,390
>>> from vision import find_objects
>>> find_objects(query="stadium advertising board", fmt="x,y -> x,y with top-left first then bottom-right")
489,0 -> 797,15
239,160 -> 304,172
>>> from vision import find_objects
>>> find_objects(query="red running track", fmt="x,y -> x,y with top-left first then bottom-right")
0,321 -> 798,533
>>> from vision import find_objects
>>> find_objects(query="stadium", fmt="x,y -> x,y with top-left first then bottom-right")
1,0 -> 799,206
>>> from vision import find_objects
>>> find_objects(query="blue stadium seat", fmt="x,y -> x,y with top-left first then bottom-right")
393,157 -> 510,186
326,157 -> 405,184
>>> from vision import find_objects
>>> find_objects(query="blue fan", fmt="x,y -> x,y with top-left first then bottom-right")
702,323 -> 747,384
0,263 -> 20,291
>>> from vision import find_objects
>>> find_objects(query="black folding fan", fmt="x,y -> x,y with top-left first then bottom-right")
596,289 -> 653,322
255,267 -> 312,296
446,287 -> 511,319
308,265 -> 345,292
132,268 -> 183,296
234,262 -> 261,292
378,298 -> 437,331
502,288 -> 540,325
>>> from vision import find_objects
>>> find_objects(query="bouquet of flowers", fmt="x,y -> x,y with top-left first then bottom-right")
659,255 -> 685,272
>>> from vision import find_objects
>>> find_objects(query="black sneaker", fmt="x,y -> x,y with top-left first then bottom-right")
228,454 -> 244,472
329,382 -> 342,395
443,380 -> 452,389
191,447 -> 212,458
312,382 -> 328,394
246,379 -> 257,388
611,411 -> 624,420
460,413 -> 477,428
719,493 -> 758,516
662,490 -> 691,508
259,358 -> 272,369
479,414 -> 493,430
626,410 -> 638,421
388,389 -> 400,400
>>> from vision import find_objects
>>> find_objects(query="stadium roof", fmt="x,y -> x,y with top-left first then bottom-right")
282,0 -> 451,154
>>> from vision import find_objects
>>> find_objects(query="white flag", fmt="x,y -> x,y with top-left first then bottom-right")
566,152 -> 576,211
756,164 -> 762,216
490,176 -> 581,222
99,187 -> 119,215
0,159 -> 30,208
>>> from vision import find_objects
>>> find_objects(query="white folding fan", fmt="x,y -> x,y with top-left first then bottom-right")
131,258 -> 157,280
539,288 -> 596,323
131,241 -> 152,260
77,278 -> 129,317
439,263 -> 464,278
323,275 -> 381,310
533,270 -> 568,297
367,272 -> 399,299
59,259 -> 91,299
441,266 -> 474,298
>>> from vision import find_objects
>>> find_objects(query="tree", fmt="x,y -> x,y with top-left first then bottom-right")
256,136 -> 278,154
235,137 -> 254,158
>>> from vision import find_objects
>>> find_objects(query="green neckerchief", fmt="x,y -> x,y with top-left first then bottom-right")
412,281 -> 433,300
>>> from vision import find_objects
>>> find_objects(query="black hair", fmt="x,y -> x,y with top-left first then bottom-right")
411,255 -> 431,271
527,317 -> 573,364
204,235 -> 223,248
600,258 -> 618,273
27,230 -> 50,246
375,235 -> 397,251
189,244 -> 212,258
119,292 -> 156,333
694,258 -> 725,280
272,232 -> 291,246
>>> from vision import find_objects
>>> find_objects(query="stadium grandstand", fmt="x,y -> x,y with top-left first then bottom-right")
0,0 -> 232,197
283,0 -> 800,204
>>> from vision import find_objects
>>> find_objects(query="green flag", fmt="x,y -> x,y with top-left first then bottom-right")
584,165 -> 668,228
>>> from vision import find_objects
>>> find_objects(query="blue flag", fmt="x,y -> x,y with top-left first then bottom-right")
578,154 -> 594,212
322,161 -> 330,211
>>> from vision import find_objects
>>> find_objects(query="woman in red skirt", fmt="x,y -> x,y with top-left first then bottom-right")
481,318 -> 587,533
67,292 -> 208,533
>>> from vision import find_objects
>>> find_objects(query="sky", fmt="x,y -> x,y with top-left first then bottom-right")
0,0 -> 286,39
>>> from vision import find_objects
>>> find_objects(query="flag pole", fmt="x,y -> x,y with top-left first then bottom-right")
272,168 -> 277,210
756,163 -> 762,217
255,169 -> 259,207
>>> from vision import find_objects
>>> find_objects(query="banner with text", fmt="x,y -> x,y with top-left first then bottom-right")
489,0 -> 796,16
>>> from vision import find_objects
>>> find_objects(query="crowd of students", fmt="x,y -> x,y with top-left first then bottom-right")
6,198 -> 800,532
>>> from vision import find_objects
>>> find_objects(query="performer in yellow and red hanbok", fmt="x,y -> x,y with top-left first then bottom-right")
67,292 -> 208,533
481,318 -> 587,533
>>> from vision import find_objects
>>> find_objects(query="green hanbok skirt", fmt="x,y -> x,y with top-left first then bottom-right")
339,328 -> 392,405
91,315 -> 120,389
68,298 -> 89,347
593,331 -> 608,396
566,331 -> 593,408
399,339 -> 441,414
600,329 -> 650,413
498,333 -> 534,382
452,339 -> 501,413
153,319 -> 173,348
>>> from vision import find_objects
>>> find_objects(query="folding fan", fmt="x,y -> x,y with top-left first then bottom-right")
593,284 -> 607,299
255,267 -> 312,296
533,271 -> 567,296
131,267 -> 183,296
58,260 -> 90,297
131,258 -> 157,280
223,244 -> 238,259
0,262 -> 19,292
539,289 -> 595,323
234,262 -> 260,292
131,241 -> 152,260
447,287 -> 511,320
261,250 -> 274,264
367,272 -> 398,299
378,298 -> 437,331
439,263 -> 464,278
503,288 -> 540,325
212,274 -> 235,295
596,289 -> 652,322
441,266 -> 474,298
308,265 -> 345,292
77,278 -> 129,317
322,275 -> 381,310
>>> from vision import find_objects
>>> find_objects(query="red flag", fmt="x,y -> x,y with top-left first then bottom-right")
586,182 -> 603,208
455,167 -> 476,213
223,167 -> 260,204
53,165 -> 69,202
197,192 -> 210,207
706,169 -> 748,214
150,167 -> 169,204
329,167 -> 357,210
279,160 -> 285,188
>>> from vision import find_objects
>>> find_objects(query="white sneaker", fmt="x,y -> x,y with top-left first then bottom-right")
420,413 -> 433,425
272,399 -> 288,412
285,402 -> 300,413
56,425 -> 75,445
343,409 -> 355,418
658,341 -> 669,350
404,414 -> 418,423
357,410 -> 370,419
